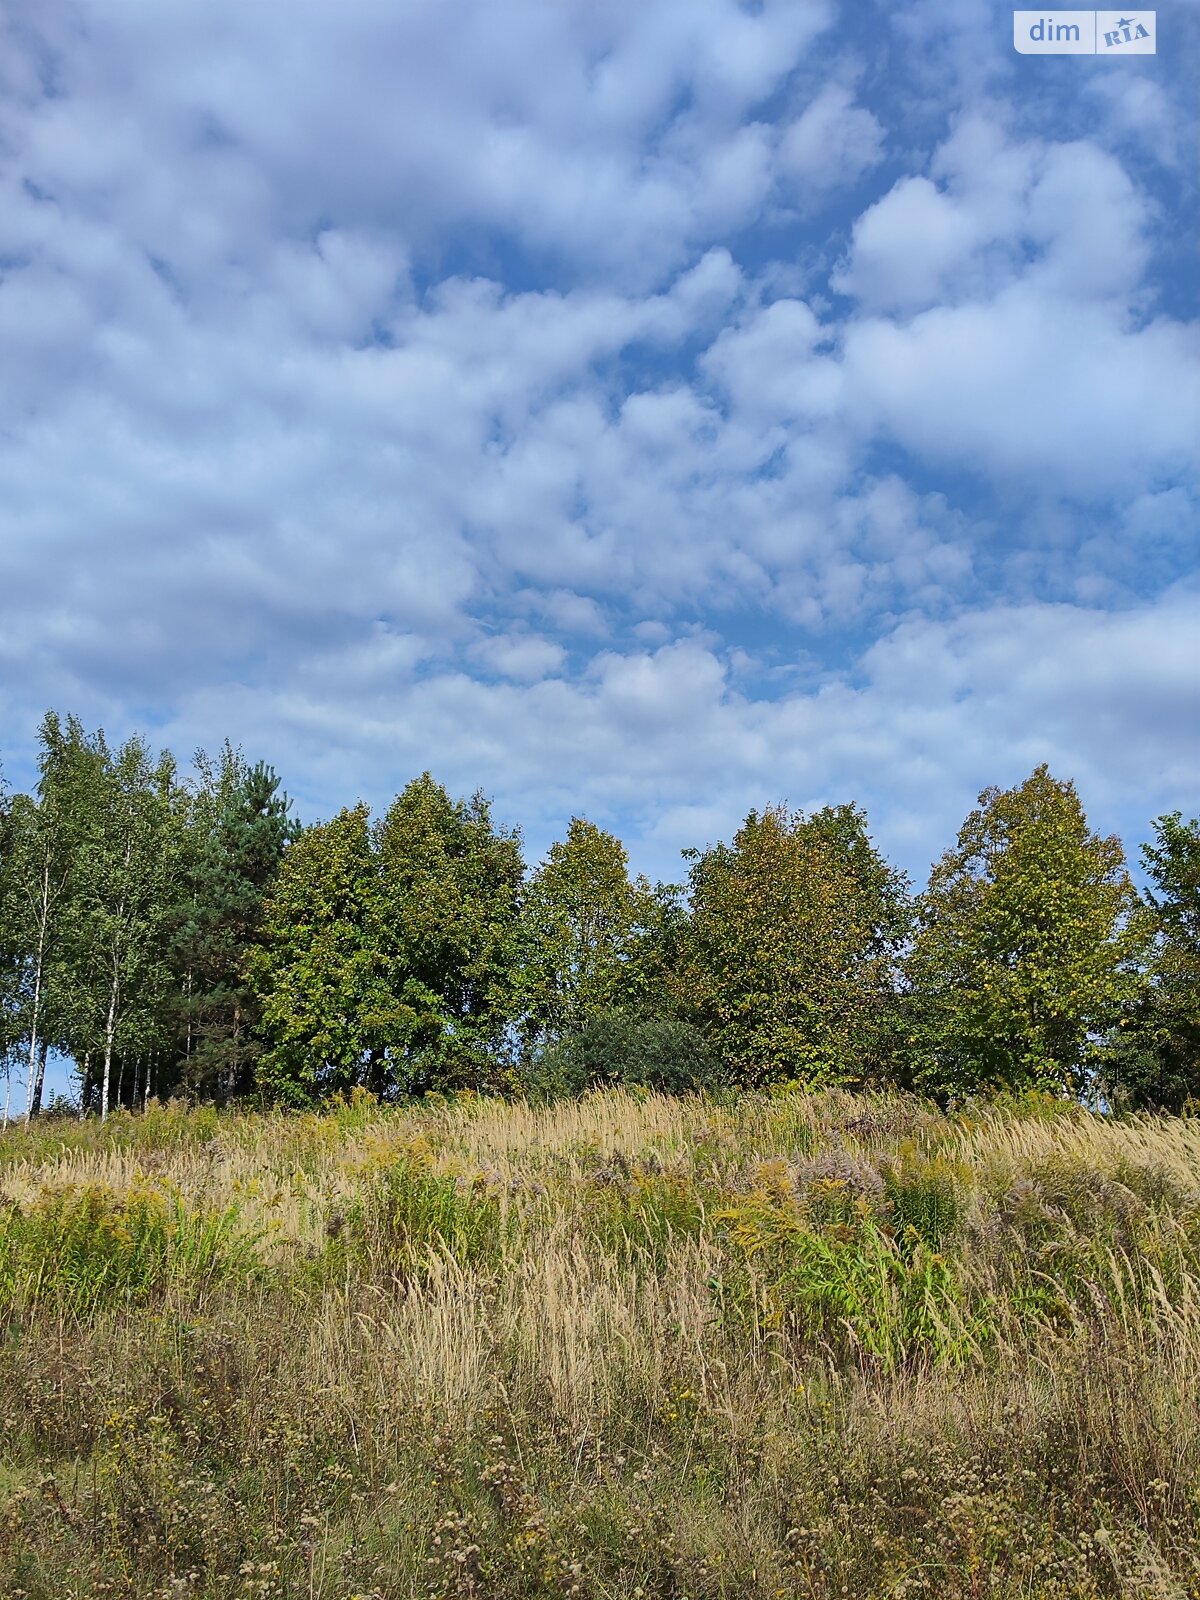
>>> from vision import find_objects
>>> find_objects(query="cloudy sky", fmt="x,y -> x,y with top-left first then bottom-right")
1,0 -> 1198,889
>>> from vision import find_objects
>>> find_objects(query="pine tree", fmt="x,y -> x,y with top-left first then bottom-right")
1105,812 -> 1200,1110
170,756 -> 296,1100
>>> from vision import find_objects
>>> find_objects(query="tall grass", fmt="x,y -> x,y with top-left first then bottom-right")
3,1089 -> 1200,1597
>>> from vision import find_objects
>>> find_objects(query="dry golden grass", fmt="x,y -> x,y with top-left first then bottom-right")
3,1088 -> 1200,1598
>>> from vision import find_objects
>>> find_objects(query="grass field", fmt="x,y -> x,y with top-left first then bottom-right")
3,1087 -> 1200,1598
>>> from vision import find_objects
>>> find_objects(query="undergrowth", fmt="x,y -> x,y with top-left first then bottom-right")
3,1087 -> 1200,1598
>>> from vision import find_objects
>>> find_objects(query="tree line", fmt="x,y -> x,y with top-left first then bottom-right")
0,711 -> 1196,1118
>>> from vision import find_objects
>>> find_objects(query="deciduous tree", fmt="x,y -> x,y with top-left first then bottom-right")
250,805 -> 390,1106
375,774 -> 524,1092
906,766 -> 1147,1098
674,803 -> 910,1086
63,731 -> 180,1119
518,817 -> 656,1050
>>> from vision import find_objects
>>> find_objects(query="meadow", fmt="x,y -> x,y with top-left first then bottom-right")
2,1088 -> 1200,1599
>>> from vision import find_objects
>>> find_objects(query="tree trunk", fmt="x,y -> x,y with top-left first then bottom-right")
101,968 -> 118,1122
78,1051 -> 92,1119
366,1045 -> 387,1097
23,863 -> 49,1121
227,1003 -> 242,1101
31,1039 -> 48,1116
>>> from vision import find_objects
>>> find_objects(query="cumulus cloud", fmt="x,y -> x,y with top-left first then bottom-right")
779,83 -> 885,200
833,116 -> 1151,313
125,585 -> 1200,889
4,0 -> 834,291
0,0 -> 1197,898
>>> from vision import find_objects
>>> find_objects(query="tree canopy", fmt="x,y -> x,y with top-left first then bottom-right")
671,803 -> 911,1087
1,716 -> 1194,1115
906,766 -> 1148,1099
1105,812 -> 1200,1110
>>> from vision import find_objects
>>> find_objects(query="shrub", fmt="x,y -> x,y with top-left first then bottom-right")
350,1153 -> 513,1274
0,1182 -> 267,1317
525,1012 -> 721,1100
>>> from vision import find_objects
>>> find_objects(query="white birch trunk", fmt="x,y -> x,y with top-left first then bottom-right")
23,859 -> 50,1122
100,829 -> 134,1123
101,968 -> 118,1123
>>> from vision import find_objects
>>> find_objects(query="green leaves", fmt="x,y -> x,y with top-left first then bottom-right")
169,754 -> 297,1100
2,706 -> 1196,1115
518,817 -> 656,1050
907,765 -> 1148,1099
251,804 -> 387,1105
252,776 -> 525,1103
673,803 -> 911,1087
376,774 -> 524,1073
62,724 -> 182,1117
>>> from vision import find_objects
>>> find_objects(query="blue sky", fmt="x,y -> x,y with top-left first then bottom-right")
1,0 -> 1198,906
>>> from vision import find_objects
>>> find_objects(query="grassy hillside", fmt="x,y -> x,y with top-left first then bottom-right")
3,1089 -> 1200,1598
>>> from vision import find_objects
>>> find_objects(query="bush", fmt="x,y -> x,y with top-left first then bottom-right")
0,1182 -> 268,1317
350,1154 -> 514,1275
524,1012 -> 721,1100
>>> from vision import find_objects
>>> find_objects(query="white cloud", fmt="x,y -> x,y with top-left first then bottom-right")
5,0 -> 834,291
833,115 -> 1152,314
840,287 -> 1200,498
111,585 -> 1198,892
470,633 -> 568,683
779,84 -> 885,198
0,0 -> 1197,904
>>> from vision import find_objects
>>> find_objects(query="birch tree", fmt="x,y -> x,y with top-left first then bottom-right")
0,716 -> 98,1118
66,731 -> 180,1119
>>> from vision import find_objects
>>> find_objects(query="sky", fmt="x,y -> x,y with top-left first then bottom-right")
1,0 -> 1198,904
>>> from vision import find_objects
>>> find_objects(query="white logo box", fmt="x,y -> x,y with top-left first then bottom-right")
1013,11 -> 1156,53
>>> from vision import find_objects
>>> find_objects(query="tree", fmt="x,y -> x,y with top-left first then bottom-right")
0,761 -> 16,1123
518,817 -> 656,1051
0,715 -> 101,1118
1105,812 -> 1200,1110
250,806 -> 391,1106
906,766 -> 1147,1099
251,780 -> 523,1103
375,774 -> 524,1092
530,1012 -> 719,1100
672,803 -> 911,1086
169,754 -> 296,1100
62,730 -> 181,1120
